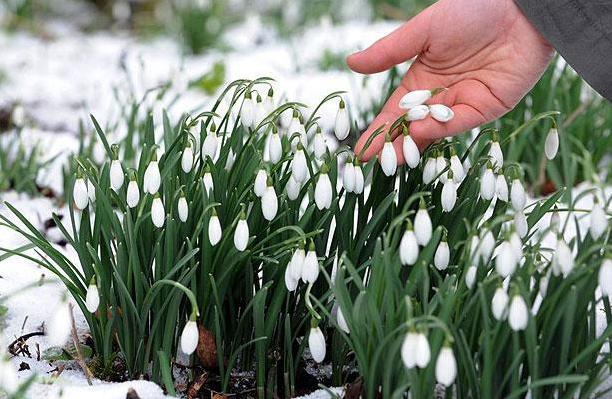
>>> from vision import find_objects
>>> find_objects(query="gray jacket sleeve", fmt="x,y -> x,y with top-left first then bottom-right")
515,0 -> 612,101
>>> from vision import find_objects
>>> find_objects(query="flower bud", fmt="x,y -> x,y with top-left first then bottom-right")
353,163 -> 364,194
308,326 -> 326,363
441,177 -> 457,212
599,258 -> 612,298
178,196 -> 188,222
508,294 -> 528,331
510,179 -> 526,211
414,332 -> 431,368
402,132 -> 420,169
110,160 -> 124,192
342,161 -> 355,193
380,139 -> 397,176
87,180 -> 96,203
181,144 -> 194,173
429,104 -> 454,122
589,198 -> 608,240
465,265 -> 477,289
549,207 -> 560,233
399,90 -> 432,110
180,318 -> 199,355
495,241 -> 517,278
302,243 -> 319,283
127,179 -> 140,208
449,153 -> 464,183
151,196 -> 165,228
434,236 -> 450,270
289,247 -> 305,281
401,331 -> 418,368
495,173 -> 508,202
423,157 -> 437,184
491,286 -> 509,321
313,127 -> 327,159
336,306 -> 350,334
254,169 -> 267,197
203,171 -> 214,194
289,112 -> 307,151
414,201 -> 432,246
144,160 -> 161,195
479,230 -> 495,262
284,265 -> 298,291
234,217 -> 249,251
208,212 -> 222,246
435,346 -> 457,387
269,129 -> 283,164
291,146 -> 308,183
202,127 -> 218,160
480,165 -> 495,201
85,279 -> 100,313
400,222 -> 419,266
544,127 -> 559,160
73,177 -> 89,210
286,175 -> 301,201
553,237 -> 574,277
514,211 -> 528,238
314,167 -> 333,210
240,92 -> 254,128
406,104 -> 429,121
262,182 -> 278,221
488,140 -> 504,169
334,99 -> 350,141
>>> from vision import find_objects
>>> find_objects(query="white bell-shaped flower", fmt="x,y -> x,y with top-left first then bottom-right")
599,258 -> 612,298
302,243 -> 319,284
254,168 -> 268,198
495,172 -> 508,202
264,87 -> 275,115
479,230 -> 495,263
202,125 -> 219,160
234,216 -> 249,251
449,153 -> 464,183
510,179 -> 526,211
380,138 -> 397,177
399,89 -> 433,110
203,170 -> 214,194
414,332 -> 431,368
488,139 -> 504,169
151,195 -> 165,228
87,179 -> 96,204
178,196 -> 189,223
73,177 -> 89,210
513,211 -> 528,238
549,207 -> 560,233
334,99 -> 350,141
315,166 -> 333,210
465,265 -> 477,289
495,241 -> 517,278
441,173 -> 457,212
85,278 -> 100,313
261,181 -> 278,221
286,175 -> 301,201
353,163 -> 365,194
589,198 -> 608,240
208,211 -> 222,246
291,144 -> 309,183
181,143 -> 194,173
308,325 -> 326,363
180,317 -> 199,355
553,237 -> 574,277
313,127 -> 327,159
144,159 -> 161,195
508,294 -> 529,331
127,179 -> 140,208
429,104 -> 454,122
240,92 -> 254,128
269,129 -> 283,164
491,286 -> 509,321
402,132 -> 420,169
406,104 -> 429,121
110,159 -> 124,192
289,247 -> 305,281
435,345 -> 457,387
400,221 -> 419,266
284,265 -> 298,291
336,306 -> 350,334
343,161 -> 355,193
480,164 -> 495,200
289,110 -> 307,150
434,235 -> 450,270
544,127 -> 559,160
423,157 -> 437,184
401,331 -> 418,368
414,202 -> 432,246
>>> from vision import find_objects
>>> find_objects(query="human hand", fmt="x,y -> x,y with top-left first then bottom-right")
347,0 -> 554,163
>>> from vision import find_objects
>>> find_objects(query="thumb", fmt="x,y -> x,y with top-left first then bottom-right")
346,7 -> 432,74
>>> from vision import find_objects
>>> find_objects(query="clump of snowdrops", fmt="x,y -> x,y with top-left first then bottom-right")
1,81 -> 610,398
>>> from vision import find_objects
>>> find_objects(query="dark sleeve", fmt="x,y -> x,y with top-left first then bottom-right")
515,0 -> 612,101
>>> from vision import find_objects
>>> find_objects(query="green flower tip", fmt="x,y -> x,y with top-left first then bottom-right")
402,124 -> 409,136
292,109 -> 299,118
491,130 -> 499,142
267,87 -> 274,97
339,99 -> 345,109
316,125 -> 322,134
266,176 -> 273,186
256,94 -> 262,103
384,132 -> 391,142
245,91 -> 252,99
405,219 -> 414,231
111,144 -> 120,160
189,310 -> 198,321
211,207 -> 218,217
308,239 -> 315,251
310,317 -> 319,328
296,142 -> 304,152
419,198 -> 426,209
320,163 -> 330,174
447,169 -> 454,179
441,229 -> 448,241
210,122 -> 217,132
89,276 -> 97,286
431,87 -> 446,96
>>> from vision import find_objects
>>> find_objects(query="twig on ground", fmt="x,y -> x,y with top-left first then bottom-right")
68,303 -> 93,385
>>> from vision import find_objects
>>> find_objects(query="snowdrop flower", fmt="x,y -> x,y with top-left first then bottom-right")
401,331 -> 418,368
110,154 -> 124,192
268,128 -> 283,163
234,213 -> 249,251
480,163 -> 495,201
255,94 -> 267,125
202,124 -> 218,160
435,345 -> 457,387
495,172 -> 508,202
589,197 -> 608,240
302,242 -> 319,284
599,258 -> 612,298
343,159 -> 355,193
315,164 -> 333,210
144,155 -> 161,195
178,195 -> 189,222
449,149 -> 464,183
208,210 -> 222,246
488,136 -> 504,169
469,235 -> 481,262
509,231 -> 523,261
399,89 -> 436,110
539,270 -> 550,298
380,135 -> 397,176
313,126 -> 327,159
353,161 -> 365,194
308,324 -> 326,363
264,87 -> 275,115
414,200 -> 432,246
289,110 -> 307,150
73,175 -> 89,210
479,230 -> 495,263
261,179 -> 278,221
514,211 -> 528,238
441,171 -> 457,212
549,206 -> 561,233
240,91 -> 254,128
423,156 -> 437,184
402,129 -> 420,169
126,178 -> 140,208
284,265 -> 298,291
434,233 -> 450,270
491,286 -> 509,321
429,104 -> 454,122
510,178 -> 526,211
289,245 -> 305,281
435,152 -> 447,179
181,142 -> 194,173
87,179 -> 96,204
336,306 -> 350,334
406,104 -> 429,121
254,168 -> 268,197
414,332 -> 431,368
151,195 -> 165,228
495,241 -> 517,278
334,99 -> 350,141
203,169 -> 214,194
299,194 -> 309,219
508,294 -> 529,331
48,298 -> 71,346
465,265 -> 477,289
286,175 -> 301,201
553,237 -> 574,277
225,149 -> 235,171
400,220 -> 419,266
544,127 -> 559,160
85,278 -> 100,313
291,144 -> 308,183
180,315 -> 199,355
11,104 -> 25,128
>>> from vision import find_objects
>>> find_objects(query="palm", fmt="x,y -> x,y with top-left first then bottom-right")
348,0 -> 553,163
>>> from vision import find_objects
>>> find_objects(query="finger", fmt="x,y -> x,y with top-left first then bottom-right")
347,7 -> 432,74
409,80 -> 508,141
